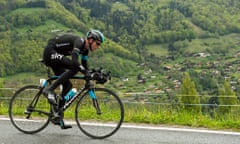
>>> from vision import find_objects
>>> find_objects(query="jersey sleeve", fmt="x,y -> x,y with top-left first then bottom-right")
71,38 -> 83,66
72,48 -> 80,67
81,54 -> 88,70
72,38 -> 89,69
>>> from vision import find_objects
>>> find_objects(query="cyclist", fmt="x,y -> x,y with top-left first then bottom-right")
42,29 -> 104,129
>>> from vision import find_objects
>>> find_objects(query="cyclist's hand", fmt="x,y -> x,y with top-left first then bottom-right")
94,72 -> 108,84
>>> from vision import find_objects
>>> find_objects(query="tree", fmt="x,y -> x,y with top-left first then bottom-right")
218,80 -> 238,115
0,78 -> 3,97
180,72 -> 201,112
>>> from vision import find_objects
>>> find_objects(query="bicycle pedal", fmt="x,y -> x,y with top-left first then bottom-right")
60,124 -> 72,129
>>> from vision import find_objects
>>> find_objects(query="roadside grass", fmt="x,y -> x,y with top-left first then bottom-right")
123,104 -> 240,131
2,101 -> 240,131
0,106 -> 8,115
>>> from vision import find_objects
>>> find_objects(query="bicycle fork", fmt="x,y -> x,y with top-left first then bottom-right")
88,89 -> 101,115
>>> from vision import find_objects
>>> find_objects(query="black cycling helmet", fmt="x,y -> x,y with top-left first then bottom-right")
86,29 -> 105,43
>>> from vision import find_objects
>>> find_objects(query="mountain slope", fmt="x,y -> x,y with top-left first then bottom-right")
1,0 -> 240,95
0,0 -> 139,77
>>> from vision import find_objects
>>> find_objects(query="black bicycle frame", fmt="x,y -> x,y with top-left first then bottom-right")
62,85 -> 87,110
44,75 -> 100,112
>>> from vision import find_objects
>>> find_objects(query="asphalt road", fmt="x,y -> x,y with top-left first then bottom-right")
0,117 -> 240,144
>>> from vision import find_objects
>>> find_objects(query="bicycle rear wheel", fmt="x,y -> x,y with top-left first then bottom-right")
75,88 -> 124,139
9,85 -> 51,134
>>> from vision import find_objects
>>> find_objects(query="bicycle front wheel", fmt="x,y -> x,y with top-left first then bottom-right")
75,88 -> 124,139
9,85 -> 51,134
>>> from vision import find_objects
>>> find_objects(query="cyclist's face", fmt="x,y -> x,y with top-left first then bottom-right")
91,40 -> 101,51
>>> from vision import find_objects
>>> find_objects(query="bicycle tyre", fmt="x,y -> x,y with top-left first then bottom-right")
9,85 -> 51,134
75,88 -> 124,139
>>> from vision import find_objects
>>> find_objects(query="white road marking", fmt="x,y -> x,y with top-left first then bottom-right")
1,117 -> 240,136
122,124 -> 240,135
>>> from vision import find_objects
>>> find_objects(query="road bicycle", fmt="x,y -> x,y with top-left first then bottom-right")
8,63 -> 124,139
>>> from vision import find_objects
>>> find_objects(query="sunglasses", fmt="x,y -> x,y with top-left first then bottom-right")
95,41 -> 101,46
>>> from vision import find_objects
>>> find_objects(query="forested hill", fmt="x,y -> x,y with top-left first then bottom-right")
1,0 -> 240,94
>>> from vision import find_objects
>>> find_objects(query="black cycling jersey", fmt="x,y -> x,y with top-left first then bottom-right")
43,34 -> 89,69
55,34 -> 84,55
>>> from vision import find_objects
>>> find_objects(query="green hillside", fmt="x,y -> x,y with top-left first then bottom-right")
1,0 -> 240,97
0,0 -> 139,76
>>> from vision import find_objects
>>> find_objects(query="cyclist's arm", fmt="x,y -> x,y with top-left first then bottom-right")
81,55 -> 88,70
72,48 -> 89,73
71,38 -> 85,67
72,48 -> 81,66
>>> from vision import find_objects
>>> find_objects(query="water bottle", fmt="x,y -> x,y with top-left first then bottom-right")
64,88 -> 77,101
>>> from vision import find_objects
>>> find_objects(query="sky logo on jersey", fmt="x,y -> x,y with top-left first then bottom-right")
51,53 -> 63,60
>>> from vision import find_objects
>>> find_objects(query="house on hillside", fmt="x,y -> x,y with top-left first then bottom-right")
137,74 -> 146,84
193,53 -> 211,58
163,66 -> 172,71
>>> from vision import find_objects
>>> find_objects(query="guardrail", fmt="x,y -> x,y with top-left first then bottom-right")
1,88 -> 240,105
1,88 -> 240,111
